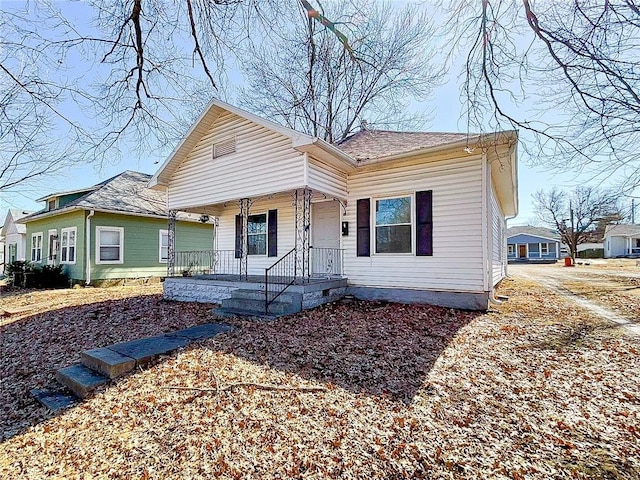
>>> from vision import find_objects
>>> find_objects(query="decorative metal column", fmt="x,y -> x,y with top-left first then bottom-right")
293,188 -> 312,281
167,209 -> 177,277
238,198 -> 251,279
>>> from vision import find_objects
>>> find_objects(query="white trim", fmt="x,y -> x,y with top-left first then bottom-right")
95,226 -> 124,264
31,232 -> 43,263
372,194 -> 413,255
159,229 -> 169,263
60,226 -> 77,264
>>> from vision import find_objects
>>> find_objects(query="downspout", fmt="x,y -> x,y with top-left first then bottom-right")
85,210 -> 95,285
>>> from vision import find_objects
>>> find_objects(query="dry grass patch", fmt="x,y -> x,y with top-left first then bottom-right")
1,279 -> 639,479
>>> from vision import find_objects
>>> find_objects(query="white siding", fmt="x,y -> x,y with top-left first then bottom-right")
5,232 -> 27,261
344,155 -> 486,292
490,185 -> 506,286
167,111 -> 305,210
307,157 -> 348,199
215,195 -> 296,275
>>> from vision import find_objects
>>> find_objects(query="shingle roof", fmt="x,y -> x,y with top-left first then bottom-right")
21,171 -> 197,222
507,225 -> 560,240
604,224 -> 640,237
333,130 -> 472,161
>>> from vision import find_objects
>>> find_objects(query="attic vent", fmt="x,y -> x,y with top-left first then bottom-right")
213,138 -> 236,158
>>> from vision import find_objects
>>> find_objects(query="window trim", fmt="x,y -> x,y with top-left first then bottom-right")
507,244 -> 515,256
540,243 -> 549,255
247,212 -> 268,256
96,226 -> 124,265
373,194 -> 414,255
159,229 -> 169,264
31,232 -> 43,263
60,227 -> 77,265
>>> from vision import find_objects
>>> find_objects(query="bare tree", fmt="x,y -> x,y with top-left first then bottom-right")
443,1 -> 640,194
239,1 -> 443,143
534,186 -> 621,264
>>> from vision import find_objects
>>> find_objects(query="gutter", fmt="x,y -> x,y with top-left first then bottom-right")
85,210 -> 95,285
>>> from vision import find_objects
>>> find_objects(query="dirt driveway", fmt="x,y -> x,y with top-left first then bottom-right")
508,260 -> 640,334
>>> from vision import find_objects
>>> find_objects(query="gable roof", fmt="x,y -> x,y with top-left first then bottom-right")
20,171 -> 198,223
604,224 -> 640,237
149,98 -> 356,188
507,225 -> 560,241
334,130 -> 471,161
1,209 -> 33,235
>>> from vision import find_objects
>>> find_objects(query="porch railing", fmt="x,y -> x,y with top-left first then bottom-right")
310,247 -> 344,278
173,250 -> 239,277
264,248 -> 297,315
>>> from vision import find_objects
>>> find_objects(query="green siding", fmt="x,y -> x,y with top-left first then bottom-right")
58,192 -> 91,208
24,210 -> 86,280
90,212 -> 213,280
25,210 -> 213,282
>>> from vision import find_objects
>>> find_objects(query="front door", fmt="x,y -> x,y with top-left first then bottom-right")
519,245 -> 527,258
311,200 -> 341,276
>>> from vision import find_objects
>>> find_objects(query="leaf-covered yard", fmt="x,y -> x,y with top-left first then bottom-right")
1,278 -> 639,479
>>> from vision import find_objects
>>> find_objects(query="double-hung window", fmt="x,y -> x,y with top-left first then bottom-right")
31,232 -> 43,262
541,243 -> 549,255
96,227 -> 124,264
61,227 -> 77,264
247,214 -> 267,255
159,230 -> 169,263
375,196 -> 412,253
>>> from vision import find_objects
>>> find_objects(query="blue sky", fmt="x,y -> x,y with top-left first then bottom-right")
0,1 -> 632,227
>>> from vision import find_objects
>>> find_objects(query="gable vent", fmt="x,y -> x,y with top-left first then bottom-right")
213,138 -> 236,158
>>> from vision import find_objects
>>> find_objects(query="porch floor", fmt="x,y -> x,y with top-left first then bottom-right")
191,274 -> 344,285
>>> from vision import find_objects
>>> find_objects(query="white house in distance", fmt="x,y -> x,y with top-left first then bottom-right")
1,209 -> 33,270
150,100 -> 518,312
604,224 -> 640,258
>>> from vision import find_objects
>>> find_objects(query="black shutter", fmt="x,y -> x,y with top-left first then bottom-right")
268,209 -> 278,257
235,215 -> 242,258
416,190 -> 433,256
356,198 -> 371,257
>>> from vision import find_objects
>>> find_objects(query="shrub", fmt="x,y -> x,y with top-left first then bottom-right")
6,261 -> 69,288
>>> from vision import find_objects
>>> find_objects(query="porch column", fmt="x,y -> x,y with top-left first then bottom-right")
293,188 -> 312,280
167,209 -> 177,277
238,198 -> 250,279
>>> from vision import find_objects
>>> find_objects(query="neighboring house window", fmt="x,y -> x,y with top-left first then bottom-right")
31,232 -> 43,262
48,229 -> 58,264
96,226 -> 124,264
508,244 -> 515,256
247,214 -> 267,255
375,196 -> 412,253
541,243 -> 549,255
159,230 -> 169,263
61,227 -> 77,264
213,138 -> 236,158
47,199 -> 56,211
8,243 -> 17,263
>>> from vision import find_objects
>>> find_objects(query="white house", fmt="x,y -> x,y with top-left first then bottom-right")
604,224 -> 640,258
150,100 -> 518,312
1,209 -> 33,270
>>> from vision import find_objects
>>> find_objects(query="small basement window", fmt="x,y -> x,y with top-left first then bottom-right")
213,138 -> 236,158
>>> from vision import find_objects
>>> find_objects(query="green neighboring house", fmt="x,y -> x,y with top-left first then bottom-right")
19,170 -> 214,284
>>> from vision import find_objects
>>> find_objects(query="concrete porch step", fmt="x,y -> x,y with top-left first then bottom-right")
221,297 -> 300,316
56,364 -> 109,399
230,288 -> 302,306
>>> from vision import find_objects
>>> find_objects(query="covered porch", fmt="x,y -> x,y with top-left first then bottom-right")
164,188 -> 348,315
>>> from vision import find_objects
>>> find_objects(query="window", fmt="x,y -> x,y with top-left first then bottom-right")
508,244 -> 515,255
541,243 -> 549,255
61,227 -> 77,264
47,199 -> 56,211
213,138 -> 236,158
159,230 -> 169,263
8,243 -> 17,263
375,196 -> 412,253
31,232 -> 43,262
248,214 -> 267,255
96,227 -> 124,264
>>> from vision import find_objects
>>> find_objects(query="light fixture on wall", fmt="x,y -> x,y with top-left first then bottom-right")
199,214 -> 210,223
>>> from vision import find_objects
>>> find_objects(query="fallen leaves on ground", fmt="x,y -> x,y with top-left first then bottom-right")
1,279 -> 639,479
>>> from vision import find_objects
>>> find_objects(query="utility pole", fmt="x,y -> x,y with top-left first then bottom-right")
569,200 -> 575,264
632,199 -> 635,224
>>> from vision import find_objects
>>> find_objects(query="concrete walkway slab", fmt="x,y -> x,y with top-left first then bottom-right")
166,322 -> 233,340
108,335 -> 190,365
81,347 -> 136,379
56,364 -> 109,399
31,389 -> 77,411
